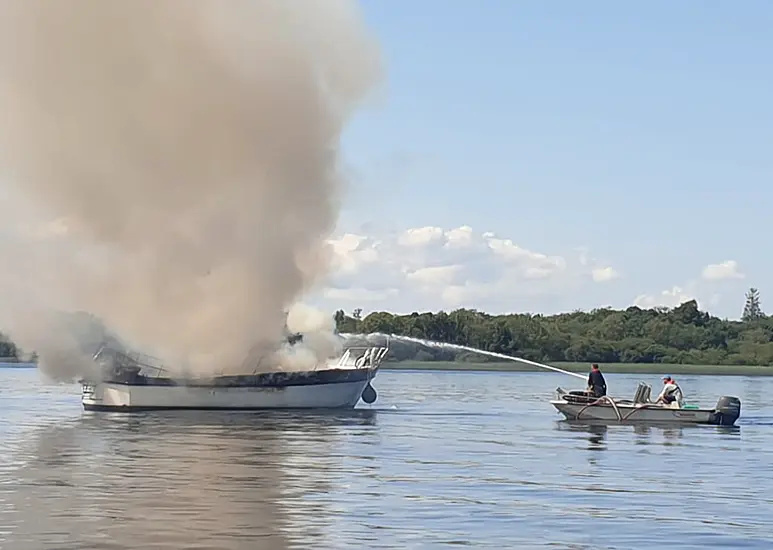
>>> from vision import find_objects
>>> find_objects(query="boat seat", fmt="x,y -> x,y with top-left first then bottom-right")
633,382 -> 652,404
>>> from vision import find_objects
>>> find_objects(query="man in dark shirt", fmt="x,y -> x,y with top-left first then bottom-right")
587,363 -> 607,398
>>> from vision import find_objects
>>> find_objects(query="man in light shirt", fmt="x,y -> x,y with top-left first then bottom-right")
655,375 -> 683,408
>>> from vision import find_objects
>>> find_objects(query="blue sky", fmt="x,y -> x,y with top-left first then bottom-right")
323,1 -> 773,319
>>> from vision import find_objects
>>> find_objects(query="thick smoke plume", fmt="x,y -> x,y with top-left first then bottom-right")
0,1 -> 381,380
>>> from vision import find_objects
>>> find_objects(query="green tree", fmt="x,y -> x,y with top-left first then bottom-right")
331,291 -> 773,367
742,288 -> 764,322
333,309 -> 361,334
8,290 -> 773,369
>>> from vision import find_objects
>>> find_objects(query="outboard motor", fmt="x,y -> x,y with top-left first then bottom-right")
712,396 -> 741,426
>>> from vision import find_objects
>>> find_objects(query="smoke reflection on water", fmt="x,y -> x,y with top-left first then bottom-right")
0,410 -> 378,550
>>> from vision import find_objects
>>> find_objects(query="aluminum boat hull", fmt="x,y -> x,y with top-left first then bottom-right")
551,384 -> 741,426
551,400 -> 719,424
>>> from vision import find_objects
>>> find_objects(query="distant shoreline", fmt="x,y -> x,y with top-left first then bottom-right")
381,361 -> 773,377
2,358 -> 769,376
0,361 -> 37,368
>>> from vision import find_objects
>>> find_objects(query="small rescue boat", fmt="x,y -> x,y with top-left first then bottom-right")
551,382 -> 741,426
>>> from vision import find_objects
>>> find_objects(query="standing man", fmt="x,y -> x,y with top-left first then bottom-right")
587,363 -> 607,398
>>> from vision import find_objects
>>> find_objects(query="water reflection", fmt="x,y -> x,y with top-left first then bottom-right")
554,421 -> 607,451
0,410 -> 378,550
555,420 -> 695,450
631,424 -> 684,443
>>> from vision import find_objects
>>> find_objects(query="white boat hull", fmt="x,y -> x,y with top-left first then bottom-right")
81,344 -> 388,412
82,376 -> 373,411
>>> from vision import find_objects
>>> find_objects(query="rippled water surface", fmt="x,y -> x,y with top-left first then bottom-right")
1,367 -> 773,549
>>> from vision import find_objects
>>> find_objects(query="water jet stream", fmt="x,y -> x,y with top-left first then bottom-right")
341,332 -> 587,381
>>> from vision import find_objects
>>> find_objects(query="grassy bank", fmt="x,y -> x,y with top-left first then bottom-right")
381,361 -> 773,376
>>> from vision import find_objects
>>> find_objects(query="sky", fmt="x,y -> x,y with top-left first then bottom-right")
309,0 -> 773,320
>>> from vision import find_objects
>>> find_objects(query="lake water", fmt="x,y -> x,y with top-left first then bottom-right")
1,367 -> 772,549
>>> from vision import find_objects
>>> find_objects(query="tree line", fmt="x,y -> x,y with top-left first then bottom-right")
335,288 -> 773,366
0,289 -> 768,366
0,334 -> 25,361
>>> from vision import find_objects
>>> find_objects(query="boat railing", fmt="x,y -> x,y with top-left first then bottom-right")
92,341 -> 390,377
332,345 -> 390,370
92,344 -> 169,378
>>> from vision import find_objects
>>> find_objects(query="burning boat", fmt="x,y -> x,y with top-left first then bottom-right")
80,341 -> 388,412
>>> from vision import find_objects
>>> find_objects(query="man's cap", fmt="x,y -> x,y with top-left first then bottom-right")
662,375 -> 672,381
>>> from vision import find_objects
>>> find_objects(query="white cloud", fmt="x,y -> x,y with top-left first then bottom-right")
323,287 -> 398,303
405,265 -> 462,286
443,225 -> 474,248
633,286 -> 695,309
632,261 -> 748,317
592,266 -> 620,283
327,233 -> 379,274
702,260 -> 744,281
318,225 -> 619,313
396,226 -> 444,247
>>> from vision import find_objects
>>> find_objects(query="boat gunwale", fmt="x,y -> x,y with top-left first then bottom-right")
81,403 -> 366,412
549,398 -> 741,426
548,399 -> 716,414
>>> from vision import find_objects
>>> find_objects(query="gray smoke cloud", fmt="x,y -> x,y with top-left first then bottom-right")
0,1 -> 381,380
